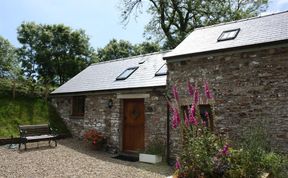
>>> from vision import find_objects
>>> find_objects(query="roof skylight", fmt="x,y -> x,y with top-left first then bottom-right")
217,28 -> 240,42
155,64 -> 167,76
138,59 -> 145,64
116,67 -> 138,80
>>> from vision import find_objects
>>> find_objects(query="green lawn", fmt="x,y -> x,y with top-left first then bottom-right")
0,95 -> 69,137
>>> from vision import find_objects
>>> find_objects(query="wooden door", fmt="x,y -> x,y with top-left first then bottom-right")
123,99 -> 145,152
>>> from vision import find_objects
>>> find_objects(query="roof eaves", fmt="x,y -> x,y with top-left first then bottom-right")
49,85 -> 166,97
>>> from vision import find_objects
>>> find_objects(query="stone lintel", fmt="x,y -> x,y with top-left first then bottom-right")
117,93 -> 150,99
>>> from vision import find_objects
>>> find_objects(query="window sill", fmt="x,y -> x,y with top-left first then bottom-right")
69,115 -> 84,119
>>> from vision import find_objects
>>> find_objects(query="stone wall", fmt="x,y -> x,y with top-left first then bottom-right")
167,47 -> 288,156
51,97 -> 84,137
51,89 -> 167,152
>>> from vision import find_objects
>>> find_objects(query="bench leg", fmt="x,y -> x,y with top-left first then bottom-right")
48,140 -> 57,147
24,143 -> 27,150
18,143 -> 21,150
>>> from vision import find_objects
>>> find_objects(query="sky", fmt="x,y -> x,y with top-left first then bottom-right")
1,0 -> 288,49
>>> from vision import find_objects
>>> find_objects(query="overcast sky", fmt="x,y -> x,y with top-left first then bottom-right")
1,0 -> 288,49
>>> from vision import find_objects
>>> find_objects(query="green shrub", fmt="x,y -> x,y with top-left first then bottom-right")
262,152 -> 288,178
145,137 -> 165,156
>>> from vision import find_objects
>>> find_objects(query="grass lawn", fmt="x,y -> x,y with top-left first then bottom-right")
0,94 -> 69,137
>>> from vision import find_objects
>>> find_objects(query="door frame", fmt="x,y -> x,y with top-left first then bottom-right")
122,98 -> 145,153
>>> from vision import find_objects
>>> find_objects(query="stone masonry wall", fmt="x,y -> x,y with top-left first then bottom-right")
144,91 -> 167,149
52,90 -> 167,152
167,47 -> 288,157
51,97 -> 84,137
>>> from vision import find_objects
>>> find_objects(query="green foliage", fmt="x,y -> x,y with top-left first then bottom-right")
120,0 -> 268,49
226,126 -> 288,178
94,39 -> 160,62
17,22 -> 94,85
180,129 -> 227,177
95,39 -> 134,62
145,137 -> 165,156
133,41 -> 161,55
262,153 -> 288,178
0,78 -> 54,98
0,36 -> 20,78
0,94 -> 69,137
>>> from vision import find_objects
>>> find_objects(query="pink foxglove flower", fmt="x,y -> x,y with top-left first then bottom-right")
222,144 -> 229,155
175,159 -> 181,169
192,116 -> 198,126
193,88 -> 199,105
204,81 -> 213,99
190,104 -> 196,117
202,120 -> 207,127
187,81 -> 194,96
172,85 -> 179,102
205,111 -> 209,119
172,107 -> 180,128
188,105 -> 198,126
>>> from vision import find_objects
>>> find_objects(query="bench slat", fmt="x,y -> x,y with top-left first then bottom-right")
18,124 -> 57,150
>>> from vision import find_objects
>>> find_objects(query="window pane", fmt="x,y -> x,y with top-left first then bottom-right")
155,64 -> 167,76
199,104 -> 213,131
116,67 -> 138,80
227,31 -> 237,38
218,28 -> 240,41
72,96 -> 85,116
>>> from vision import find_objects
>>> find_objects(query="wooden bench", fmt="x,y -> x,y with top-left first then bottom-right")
18,124 -> 58,150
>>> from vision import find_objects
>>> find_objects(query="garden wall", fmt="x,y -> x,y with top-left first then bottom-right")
167,46 -> 288,157
51,89 -> 167,152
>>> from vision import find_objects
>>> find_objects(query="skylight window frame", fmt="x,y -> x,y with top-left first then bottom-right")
217,28 -> 240,42
116,67 -> 138,80
155,63 -> 167,76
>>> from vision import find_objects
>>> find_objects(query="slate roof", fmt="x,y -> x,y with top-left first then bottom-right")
164,11 -> 288,59
51,51 -> 168,94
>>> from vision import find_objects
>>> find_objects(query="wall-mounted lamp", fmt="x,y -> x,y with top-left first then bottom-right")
108,99 -> 113,109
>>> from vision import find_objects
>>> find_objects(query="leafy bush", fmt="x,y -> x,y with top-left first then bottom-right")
145,138 -> 165,156
83,129 -> 106,145
262,153 -> 288,178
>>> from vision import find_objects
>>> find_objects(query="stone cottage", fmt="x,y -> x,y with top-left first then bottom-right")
164,11 -> 288,156
51,52 -> 169,153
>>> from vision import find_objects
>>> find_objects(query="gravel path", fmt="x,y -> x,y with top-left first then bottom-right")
0,138 -> 172,178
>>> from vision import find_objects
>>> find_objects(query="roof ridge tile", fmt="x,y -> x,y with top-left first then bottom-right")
194,10 -> 288,31
90,50 -> 171,66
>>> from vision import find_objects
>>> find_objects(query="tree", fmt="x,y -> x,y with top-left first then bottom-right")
17,22 -> 94,87
95,39 -> 160,62
95,39 -> 134,62
0,36 -> 19,78
120,0 -> 268,49
134,41 -> 160,55
0,36 -> 22,98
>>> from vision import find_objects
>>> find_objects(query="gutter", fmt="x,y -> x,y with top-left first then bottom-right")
49,85 -> 167,97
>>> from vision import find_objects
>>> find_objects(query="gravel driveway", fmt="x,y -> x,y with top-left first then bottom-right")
0,138 -> 172,178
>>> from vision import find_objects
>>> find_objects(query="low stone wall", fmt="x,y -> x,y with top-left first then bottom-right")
167,47 -> 288,156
